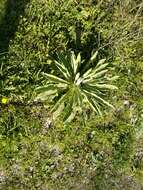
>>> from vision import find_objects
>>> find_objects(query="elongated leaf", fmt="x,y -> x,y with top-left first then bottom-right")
52,89 -> 72,113
89,98 -> 102,116
36,84 -> 57,93
90,51 -> 98,62
74,72 -> 80,83
76,53 -> 81,69
63,89 -> 75,122
55,60 -> 70,80
96,58 -> 106,67
82,68 -> 93,79
106,76 -> 119,81
52,93 -> 68,113
92,100 -> 102,116
91,69 -> 108,79
83,89 -> 114,109
71,51 -> 78,74
74,87 -> 83,108
65,111 -> 77,123
58,53 -> 73,76
82,93 -> 100,115
94,84 -> 118,90
86,65 -> 108,79
35,90 -> 57,101
82,84 -> 105,96
83,69 -> 108,83
53,102 -> 65,120
94,63 -> 108,73
43,73 -> 69,84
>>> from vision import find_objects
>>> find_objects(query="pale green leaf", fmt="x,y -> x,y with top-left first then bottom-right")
96,58 -> 106,66
35,90 -> 57,101
95,84 -> 118,90
90,51 -> 98,62
55,60 -> 70,80
83,90 -> 114,109
43,73 -> 69,84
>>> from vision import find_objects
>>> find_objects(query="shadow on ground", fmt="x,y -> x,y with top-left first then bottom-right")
0,0 -> 30,54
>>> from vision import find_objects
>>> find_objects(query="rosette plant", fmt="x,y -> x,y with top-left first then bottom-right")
36,51 -> 118,122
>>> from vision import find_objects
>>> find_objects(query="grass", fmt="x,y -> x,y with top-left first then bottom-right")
0,0 -> 143,189
0,102 -> 142,189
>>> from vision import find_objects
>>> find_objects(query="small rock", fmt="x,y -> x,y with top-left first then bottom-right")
124,100 -> 130,107
51,172 -> 64,180
64,163 -> 75,173
44,117 -> 53,129
0,170 -> 6,183
50,145 -> 62,157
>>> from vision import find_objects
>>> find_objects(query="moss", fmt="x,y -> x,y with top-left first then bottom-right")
0,0 -> 143,189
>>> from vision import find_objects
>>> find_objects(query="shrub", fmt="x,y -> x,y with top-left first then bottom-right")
36,51 -> 118,122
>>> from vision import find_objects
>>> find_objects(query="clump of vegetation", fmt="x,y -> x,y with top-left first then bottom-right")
36,51 -> 118,122
0,0 -> 143,189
